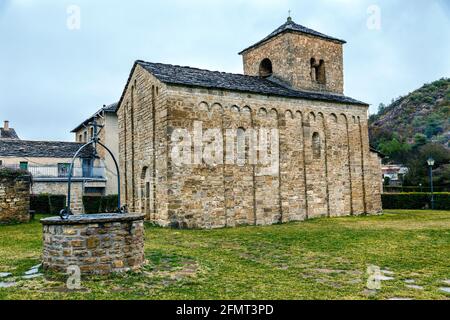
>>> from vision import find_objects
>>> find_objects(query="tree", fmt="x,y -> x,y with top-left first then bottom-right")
379,138 -> 411,164
413,133 -> 427,148
403,143 -> 450,187
424,115 -> 444,139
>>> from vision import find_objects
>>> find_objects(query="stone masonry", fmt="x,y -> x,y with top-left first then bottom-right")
41,214 -> 145,275
0,174 -> 31,224
117,18 -> 383,229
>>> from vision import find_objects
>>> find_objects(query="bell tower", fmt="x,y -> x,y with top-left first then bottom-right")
239,17 -> 346,94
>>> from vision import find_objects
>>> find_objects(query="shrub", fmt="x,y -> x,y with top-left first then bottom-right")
48,195 -> 66,215
30,194 -> 66,214
382,193 -> 450,210
0,167 -> 29,179
83,195 -> 119,214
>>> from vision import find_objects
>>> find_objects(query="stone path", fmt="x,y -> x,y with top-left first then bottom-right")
406,284 -> 424,290
0,282 -> 16,289
440,287 -> 450,294
22,274 -> 44,280
0,272 -> 12,278
22,264 -> 43,280
24,269 -> 39,276
377,275 -> 395,281
363,267 -> 450,299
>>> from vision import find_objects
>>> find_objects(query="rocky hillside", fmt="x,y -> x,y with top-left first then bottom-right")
369,78 -> 450,149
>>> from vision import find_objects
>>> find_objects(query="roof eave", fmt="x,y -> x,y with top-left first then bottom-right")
165,82 -> 368,107
71,117 -> 94,133
70,105 -> 116,133
116,61 -> 142,113
239,30 -> 346,55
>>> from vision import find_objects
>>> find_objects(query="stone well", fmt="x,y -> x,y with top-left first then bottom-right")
41,213 -> 145,275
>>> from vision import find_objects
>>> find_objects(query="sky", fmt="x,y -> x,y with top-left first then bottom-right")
0,0 -> 449,141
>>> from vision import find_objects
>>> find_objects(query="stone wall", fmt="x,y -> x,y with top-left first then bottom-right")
41,214 -> 145,275
0,175 -> 31,224
32,181 -> 84,214
118,65 -> 169,223
117,69 -> 383,229
241,32 -> 344,94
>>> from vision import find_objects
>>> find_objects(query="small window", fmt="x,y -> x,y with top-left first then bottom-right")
0,160 -> 3,167
317,60 -> 326,84
259,58 -> 273,78
58,163 -> 71,177
19,162 -> 28,170
310,58 -> 326,84
83,131 -> 87,142
312,132 -> 321,159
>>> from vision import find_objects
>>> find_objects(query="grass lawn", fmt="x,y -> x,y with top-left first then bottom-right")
0,210 -> 449,300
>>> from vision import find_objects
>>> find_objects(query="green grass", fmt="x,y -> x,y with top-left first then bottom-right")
0,210 -> 449,300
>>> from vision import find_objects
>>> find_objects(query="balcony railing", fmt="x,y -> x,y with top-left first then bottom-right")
1,164 -> 105,179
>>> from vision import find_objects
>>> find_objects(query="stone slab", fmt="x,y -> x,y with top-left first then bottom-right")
41,213 -> 145,225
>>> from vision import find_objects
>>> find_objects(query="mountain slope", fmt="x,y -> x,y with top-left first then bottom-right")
369,78 -> 450,149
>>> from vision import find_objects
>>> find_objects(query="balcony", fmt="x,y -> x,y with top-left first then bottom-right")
1,164 -> 106,180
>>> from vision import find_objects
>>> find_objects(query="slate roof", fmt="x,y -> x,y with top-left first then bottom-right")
370,146 -> 385,158
0,128 -> 19,140
239,18 -> 346,55
0,140 -> 95,158
135,61 -> 367,105
71,102 -> 118,133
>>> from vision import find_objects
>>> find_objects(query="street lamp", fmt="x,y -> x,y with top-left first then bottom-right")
427,157 -> 435,210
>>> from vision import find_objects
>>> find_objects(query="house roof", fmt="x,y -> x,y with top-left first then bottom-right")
370,146 -> 385,158
0,140 -> 95,158
239,18 -> 346,55
71,102 -> 118,133
129,60 -> 367,106
0,128 -> 19,140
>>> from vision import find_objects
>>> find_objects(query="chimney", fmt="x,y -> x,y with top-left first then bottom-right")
3,121 -> 9,131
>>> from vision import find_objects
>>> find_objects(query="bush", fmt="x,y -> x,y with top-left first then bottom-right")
48,195 -> 66,215
30,194 -> 66,214
382,193 -> 450,210
0,167 -> 29,179
83,195 -> 119,214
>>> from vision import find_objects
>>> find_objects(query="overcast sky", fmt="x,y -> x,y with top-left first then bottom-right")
1,0 -> 449,141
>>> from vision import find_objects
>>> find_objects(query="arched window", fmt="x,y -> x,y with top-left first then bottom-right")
312,132 -> 321,159
140,166 -> 150,214
317,60 -> 326,84
259,58 -> 273,78
310,58 -> 326,84
237,128 -> 246,166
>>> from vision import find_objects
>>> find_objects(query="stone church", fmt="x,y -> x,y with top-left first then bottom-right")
117,18 -> 383,229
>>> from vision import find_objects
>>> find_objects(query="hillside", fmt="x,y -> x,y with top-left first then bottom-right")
369,78 -> 450,149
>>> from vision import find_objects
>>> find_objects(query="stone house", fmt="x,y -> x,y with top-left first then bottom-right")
0,120 -> 20,140
0,139 -> 105,213
116,18 -> 383,228
71,102 -> 119,195
382,165 -> 409,186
